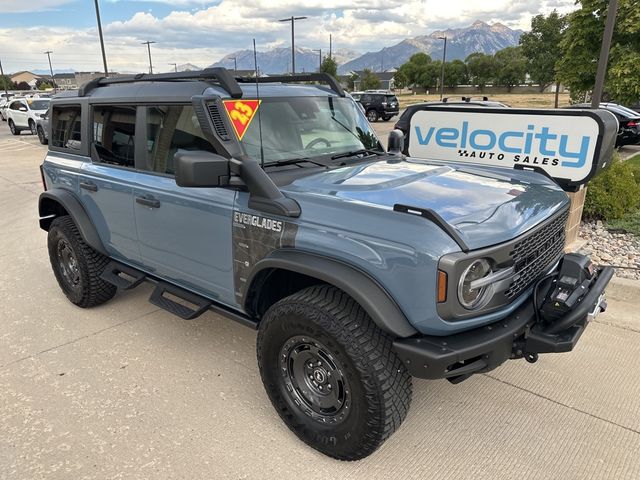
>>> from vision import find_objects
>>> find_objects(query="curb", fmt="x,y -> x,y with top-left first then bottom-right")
607,275 -> 640,302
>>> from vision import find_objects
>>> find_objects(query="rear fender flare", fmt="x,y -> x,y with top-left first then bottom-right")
38,189 -> 108,256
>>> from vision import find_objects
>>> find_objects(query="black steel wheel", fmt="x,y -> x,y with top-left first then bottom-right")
47,215 -> 116,308
37,125 -> 48,145
257,285 -> 412,460
366,109 -> 379,122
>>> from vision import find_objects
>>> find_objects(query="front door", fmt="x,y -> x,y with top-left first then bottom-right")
132,104 -> 237,306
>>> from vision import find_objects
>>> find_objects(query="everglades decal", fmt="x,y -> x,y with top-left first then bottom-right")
408,109 -> 602,185
223,100 -> 261,140
232,211 -> 297,301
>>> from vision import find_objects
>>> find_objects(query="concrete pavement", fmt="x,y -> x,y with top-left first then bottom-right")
1,124 -> 639,479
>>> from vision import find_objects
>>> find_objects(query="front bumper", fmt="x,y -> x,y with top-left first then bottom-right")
393,264 -> 614,383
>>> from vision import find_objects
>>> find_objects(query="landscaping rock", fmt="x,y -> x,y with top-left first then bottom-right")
577,221 -> 640,280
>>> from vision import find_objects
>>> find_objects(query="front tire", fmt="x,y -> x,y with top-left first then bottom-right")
257,285 -> 412,460
47,216 -> 117,308
37,125 -> 48,145
29,119 -> 37,135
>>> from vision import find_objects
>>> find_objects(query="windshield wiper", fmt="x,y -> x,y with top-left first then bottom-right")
330,149 -> 385,161
272,157 -> 330,167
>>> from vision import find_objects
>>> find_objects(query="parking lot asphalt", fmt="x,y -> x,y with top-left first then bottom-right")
1,124 -> 640,480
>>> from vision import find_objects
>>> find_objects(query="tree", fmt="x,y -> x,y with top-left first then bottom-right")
493,46 -> 526,91
36,79 -> 54,90
520,11 -> 567,92
416,60 -> 440,90
361,69 -> 381,90
320,56 -> 338,77
396,53 -> 432,88
444,60 -> 468,88
16,81 -> 30,90
557,0 -> 640,104
465,52 -> 496,92
393,69 -> 408,90
0,75 -> 15,90
346,72 -> 359,91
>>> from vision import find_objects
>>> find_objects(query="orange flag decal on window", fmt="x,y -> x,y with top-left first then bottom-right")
223,99 -> 261,140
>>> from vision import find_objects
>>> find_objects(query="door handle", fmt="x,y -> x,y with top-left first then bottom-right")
80,181 -> 98,192
135,196 -> 160,208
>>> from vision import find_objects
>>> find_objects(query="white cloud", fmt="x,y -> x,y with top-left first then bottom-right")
0,0 -> 74,13
0,0 -> 579,73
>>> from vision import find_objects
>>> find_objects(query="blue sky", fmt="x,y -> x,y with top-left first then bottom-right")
0,0 -> 576,74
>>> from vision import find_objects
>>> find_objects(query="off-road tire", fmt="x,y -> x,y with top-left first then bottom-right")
47,215 -> 116,308
37,125 -> 48,145
382,115 -> 391,121
366,109 -> 379,122
8,119 -> 20,135
29,119 -> 36,135
257,285 -> 412,460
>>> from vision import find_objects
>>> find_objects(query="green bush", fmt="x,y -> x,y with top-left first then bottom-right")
584,155 -> 640,220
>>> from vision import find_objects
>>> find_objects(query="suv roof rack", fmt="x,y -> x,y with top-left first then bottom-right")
78,67 -> 243,98
236,73 -> 345,97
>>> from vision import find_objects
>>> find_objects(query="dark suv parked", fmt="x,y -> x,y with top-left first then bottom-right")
351,91 -> 399,122
38,68 -> 612,460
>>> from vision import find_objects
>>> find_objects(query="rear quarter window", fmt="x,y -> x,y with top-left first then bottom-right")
51,105 -> 82,151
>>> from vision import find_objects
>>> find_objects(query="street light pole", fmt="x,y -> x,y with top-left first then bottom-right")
93,0 -> 109,77
278,16 -> 307,74
591,0 -> 618,107
169,63 -> 178,72
44,51 -> 56,93
438,36 -> 447,100
229,56 -> 237,72
141,41 -> 156,74
313,48 -> 322,72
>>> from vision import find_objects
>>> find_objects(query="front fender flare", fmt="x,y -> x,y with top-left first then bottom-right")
245,250 -> 418,338
38,189 -> 108,256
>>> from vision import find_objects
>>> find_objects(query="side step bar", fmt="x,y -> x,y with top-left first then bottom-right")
100,261 -> 146,290
100,261 -> 258,329
150,281 -> 212,320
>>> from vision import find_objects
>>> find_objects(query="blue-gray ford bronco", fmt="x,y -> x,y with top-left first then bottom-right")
38,68 -> 613,460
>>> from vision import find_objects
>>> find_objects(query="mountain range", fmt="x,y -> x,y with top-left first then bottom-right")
209,20 -> 522,75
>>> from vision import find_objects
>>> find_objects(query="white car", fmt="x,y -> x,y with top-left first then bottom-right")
6,97 -> 50,135
0,97 -> 12,121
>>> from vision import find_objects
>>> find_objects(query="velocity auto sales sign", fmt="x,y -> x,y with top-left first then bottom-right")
407,108 -> 618,191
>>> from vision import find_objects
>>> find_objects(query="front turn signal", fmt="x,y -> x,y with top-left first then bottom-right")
437,270 -> 447,303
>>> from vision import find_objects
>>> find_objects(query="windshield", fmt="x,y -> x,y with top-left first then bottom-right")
240,96 -> 381,165
28,99 -> 50,111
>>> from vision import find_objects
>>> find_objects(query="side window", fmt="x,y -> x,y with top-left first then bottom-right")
10,101 -> 22,110
51,105 -> 82,151
93,105 -> 136,168
361,95 -> 371,103
143,105 -> 216,176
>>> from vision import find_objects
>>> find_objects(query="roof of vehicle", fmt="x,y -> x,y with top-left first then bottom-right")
566,103 -> 640,119
405,99 -> 509,109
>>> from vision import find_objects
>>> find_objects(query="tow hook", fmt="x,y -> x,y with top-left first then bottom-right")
525,353 -> 539,364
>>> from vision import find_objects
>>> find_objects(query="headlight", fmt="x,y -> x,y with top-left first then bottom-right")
458,259 -> 492,309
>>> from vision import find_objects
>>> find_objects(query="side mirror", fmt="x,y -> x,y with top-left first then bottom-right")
387,129 -> 405,155
174,150 -> 230,187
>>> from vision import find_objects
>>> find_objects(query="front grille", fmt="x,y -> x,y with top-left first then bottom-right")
504,208 -> 569,299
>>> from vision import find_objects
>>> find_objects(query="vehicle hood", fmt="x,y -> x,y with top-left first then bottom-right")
282,158 -> 569,250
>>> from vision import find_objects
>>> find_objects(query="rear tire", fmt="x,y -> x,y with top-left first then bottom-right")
8,119 -> 20,135
366,109 -> 379,122
257,285 -> 412,460
47,216 -> 117,308
37,125 -> 48,145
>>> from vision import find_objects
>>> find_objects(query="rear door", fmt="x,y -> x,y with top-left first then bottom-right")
132,104 -> 236,305
79,104 -> 142,264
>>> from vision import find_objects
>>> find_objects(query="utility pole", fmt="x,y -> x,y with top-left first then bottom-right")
229,56 -> 237,72
591,0 -> 618,107
169,63 -> 178,72
278,16 -> 307,74
0,58 -> 8,97
93,0 -> 109,77
141,41 -> 156,74
44,51 -> 56,93
313,49 -> 322,72
438,36 -> 447,100
329,34 -> 332,59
